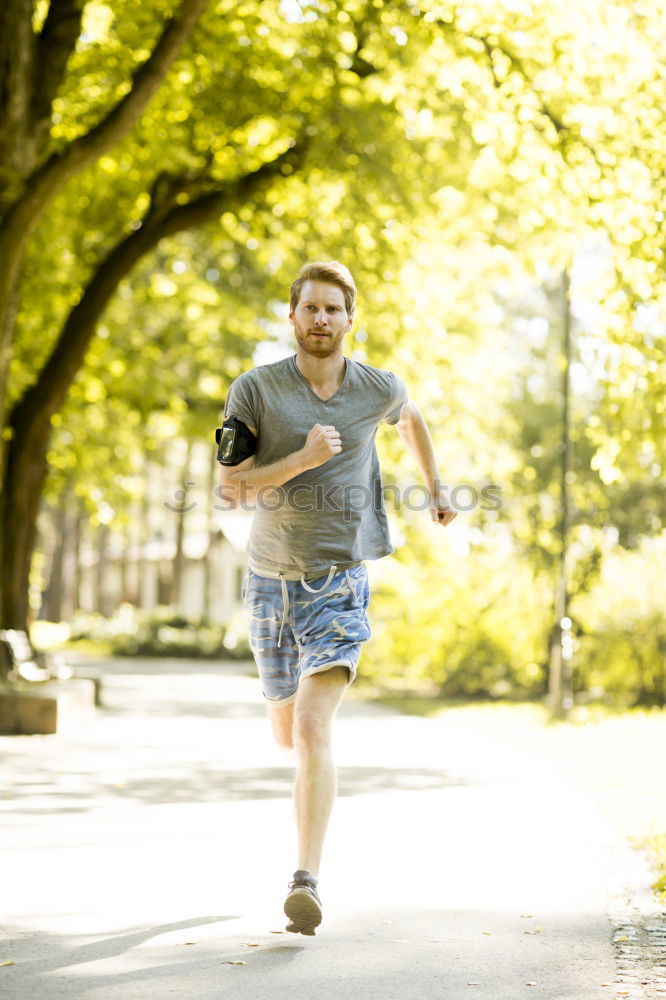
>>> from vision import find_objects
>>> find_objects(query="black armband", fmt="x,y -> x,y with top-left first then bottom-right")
215,417 -> 257,466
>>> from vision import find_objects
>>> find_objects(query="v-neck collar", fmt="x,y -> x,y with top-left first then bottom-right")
291,354 -> 349,403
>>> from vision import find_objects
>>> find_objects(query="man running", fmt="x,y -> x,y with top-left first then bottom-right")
217,260 -> 456,935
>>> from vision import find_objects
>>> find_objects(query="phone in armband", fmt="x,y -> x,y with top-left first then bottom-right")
215,417 -> 257,466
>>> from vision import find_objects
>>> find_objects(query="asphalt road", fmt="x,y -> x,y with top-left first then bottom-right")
0,657 -> 649,1000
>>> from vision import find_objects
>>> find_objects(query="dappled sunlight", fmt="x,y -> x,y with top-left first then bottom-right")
4,658 -> 655,998
1,0 -> 664,992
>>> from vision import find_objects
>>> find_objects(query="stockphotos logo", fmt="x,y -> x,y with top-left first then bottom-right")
165,481 -> 503,516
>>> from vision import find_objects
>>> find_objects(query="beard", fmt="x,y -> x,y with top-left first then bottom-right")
293,317 -> 345,358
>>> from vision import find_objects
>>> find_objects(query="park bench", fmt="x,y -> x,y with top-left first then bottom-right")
0,636 -> 11,682
0,629 -> 60,683
0,630 -> 94,735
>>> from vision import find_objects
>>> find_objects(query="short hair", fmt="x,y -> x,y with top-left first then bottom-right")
290,261 -> 357,318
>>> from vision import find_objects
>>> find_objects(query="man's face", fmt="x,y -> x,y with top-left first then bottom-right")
289,280 -> 353,358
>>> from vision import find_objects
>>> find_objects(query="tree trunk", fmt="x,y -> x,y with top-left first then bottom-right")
0,143 -> 304,631
0,415 -> 51,627
60,487 -> 77,620
93,522 -> 110,617
0,0 -> 209,632
202,446 -> 218,623
119,517 -> 139,606
138,469 -> 151,610
171,441 -> 192,611
548,270 -> 573,719
40,491 -> 68,622
72,497 -> 84,614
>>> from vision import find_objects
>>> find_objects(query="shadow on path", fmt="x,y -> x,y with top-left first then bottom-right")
2,916 -> 238,977
0,908 -> 614,1000
1,761 -> 476,815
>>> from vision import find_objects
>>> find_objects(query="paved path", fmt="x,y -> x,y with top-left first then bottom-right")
0,658 -> 650,999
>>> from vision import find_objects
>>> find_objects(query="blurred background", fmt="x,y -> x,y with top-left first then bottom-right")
0,0 -> 664,717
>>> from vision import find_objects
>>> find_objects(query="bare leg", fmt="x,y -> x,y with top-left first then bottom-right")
267,700 -> 295,750
292,666 -> 349,877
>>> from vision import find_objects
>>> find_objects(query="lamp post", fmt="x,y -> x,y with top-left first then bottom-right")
548,269 -> 574,719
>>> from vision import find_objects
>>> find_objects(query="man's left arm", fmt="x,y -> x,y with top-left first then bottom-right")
395,400 -> 457,527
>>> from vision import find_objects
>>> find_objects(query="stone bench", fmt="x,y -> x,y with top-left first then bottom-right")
0,679 -> 96,735
0,629 -> 96,735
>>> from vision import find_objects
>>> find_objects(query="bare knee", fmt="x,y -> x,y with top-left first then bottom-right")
294,710 -> 331,753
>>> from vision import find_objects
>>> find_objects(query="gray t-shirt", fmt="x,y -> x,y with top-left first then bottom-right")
223,354 -> 408,576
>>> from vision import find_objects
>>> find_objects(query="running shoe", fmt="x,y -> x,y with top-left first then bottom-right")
284,870 -> 322,935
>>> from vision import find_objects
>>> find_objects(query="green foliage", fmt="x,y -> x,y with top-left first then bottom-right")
13,0 -> 664,503
573,536 -> 666,706
2,0 -> 664,702
67,603 -> 252,660
640,833 -> 666,902
360,528 -> 550,699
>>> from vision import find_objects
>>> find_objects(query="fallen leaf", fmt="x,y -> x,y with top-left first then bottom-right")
182,942 -> 196,946
243,943 -> 260,948
224,960 -> 246,966
481,931 -> 492,936
524,927 -> 543,935
526,982 -> 538,987
270,930 -> 285,935
614,935 -> 629,943
0,961 -> 15,968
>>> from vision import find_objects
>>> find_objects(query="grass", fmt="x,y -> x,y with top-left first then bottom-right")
30,620 -> 113,657
640,833 -> 666,903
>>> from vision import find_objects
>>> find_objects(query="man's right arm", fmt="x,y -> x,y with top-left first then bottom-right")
218,423 -> 342,508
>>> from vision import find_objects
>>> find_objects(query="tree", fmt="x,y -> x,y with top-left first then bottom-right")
1,0 -> 498,629
1,0 -> 406,627
0,0 -> 212,627
3,0 -> 664,649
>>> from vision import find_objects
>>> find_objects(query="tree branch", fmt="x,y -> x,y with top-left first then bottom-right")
479,34 -> 604,170
153,142 -> 307,237
472,33 -> 570,140
5,0 -> 209,240
348,6 -> 380,78
477,35 -> 502,90
31,0 -> 86,160
9,141 -> 307,439
0,0 -> 35,175
432,14 -> 601,166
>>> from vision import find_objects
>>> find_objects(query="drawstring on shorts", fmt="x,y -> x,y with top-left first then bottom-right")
277,572 -> 289,647
277,564 -> 338,647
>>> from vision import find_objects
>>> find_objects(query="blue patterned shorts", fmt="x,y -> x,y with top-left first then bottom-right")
242,564 -> 371,705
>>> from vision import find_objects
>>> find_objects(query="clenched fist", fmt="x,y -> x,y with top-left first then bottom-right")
300,423 -> 342,470
430,487 -> 457,527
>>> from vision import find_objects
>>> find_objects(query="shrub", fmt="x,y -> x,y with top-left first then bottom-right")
574,538 -> 666,706
67,604 -> 252,660
360,541 -> 550,699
